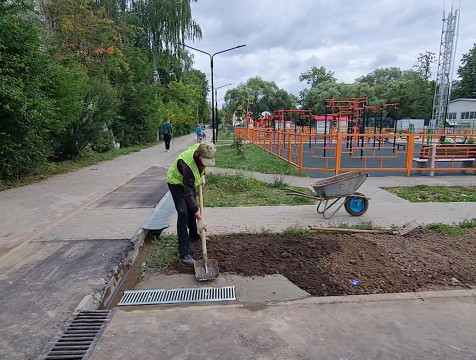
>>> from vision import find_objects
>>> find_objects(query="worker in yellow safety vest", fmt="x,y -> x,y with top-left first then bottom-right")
166,142 -> 216,265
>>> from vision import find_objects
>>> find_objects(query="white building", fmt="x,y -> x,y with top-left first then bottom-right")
447,99 -> 476,127
396,119 -> 430,131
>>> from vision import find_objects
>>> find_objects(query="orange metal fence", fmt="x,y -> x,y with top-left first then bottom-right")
234,127 -> 476,177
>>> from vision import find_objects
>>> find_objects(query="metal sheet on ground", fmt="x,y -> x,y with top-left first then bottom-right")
95,166 -> 168,209
142,191 -> 175,230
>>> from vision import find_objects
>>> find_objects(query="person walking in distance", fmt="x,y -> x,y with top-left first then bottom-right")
195,123 -> 202,142
166,142 -> 216,265
162,118 -> 173,152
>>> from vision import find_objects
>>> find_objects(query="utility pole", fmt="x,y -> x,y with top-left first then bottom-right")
215,83 -> 233,142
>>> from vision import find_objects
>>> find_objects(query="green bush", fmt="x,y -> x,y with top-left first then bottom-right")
91,131 -> 115,153
0,1 -> 57,180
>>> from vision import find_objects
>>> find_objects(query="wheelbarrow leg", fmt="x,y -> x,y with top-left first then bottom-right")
317,198 -> 345,219
317,198 -> 339,215
322,200 -> 346,219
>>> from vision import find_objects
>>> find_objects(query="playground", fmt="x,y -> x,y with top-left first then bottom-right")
235,98 -> 476,177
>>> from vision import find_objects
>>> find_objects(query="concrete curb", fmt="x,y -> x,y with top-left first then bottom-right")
142,190 -> 175,230
75,188 -> 178,312
74,229 -> 149,313
98,228 -> 148,309
273,288 -> 476,307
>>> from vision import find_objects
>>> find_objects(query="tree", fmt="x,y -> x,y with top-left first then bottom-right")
452,44 -> 476,99
302,82 -> 367,114
298,62 -> 434,118
0,0 -> 59,179
1,0 -> 208,183
413,51 -> 436,81
299,66 -> 336,88
356,67 -> 433,118
223,77 -> 296,120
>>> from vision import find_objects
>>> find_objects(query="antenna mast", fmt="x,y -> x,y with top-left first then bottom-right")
432,4 -> 460,128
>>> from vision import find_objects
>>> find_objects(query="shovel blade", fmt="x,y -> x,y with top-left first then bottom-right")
194,259 -> 219,281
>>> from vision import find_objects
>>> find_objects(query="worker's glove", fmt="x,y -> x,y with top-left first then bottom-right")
197,219 -> 207,233
201,175 -> 206,186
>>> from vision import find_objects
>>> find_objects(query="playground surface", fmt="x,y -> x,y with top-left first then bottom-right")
300,142 -> 473,177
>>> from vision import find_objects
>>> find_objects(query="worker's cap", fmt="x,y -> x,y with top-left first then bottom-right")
197,142 -> 216,166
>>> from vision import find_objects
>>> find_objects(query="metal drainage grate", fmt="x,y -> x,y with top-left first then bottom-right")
118,286 -> 236,306
43,310 -> 111,360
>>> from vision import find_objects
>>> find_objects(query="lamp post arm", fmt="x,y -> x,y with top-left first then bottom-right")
211,44 -> 246,59
179,43 -> 211,58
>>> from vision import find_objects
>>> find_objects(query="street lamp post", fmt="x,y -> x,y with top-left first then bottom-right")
215,83 -> 233,141
178,43 -> 246,143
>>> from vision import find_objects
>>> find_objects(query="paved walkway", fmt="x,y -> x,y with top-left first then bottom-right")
0,135 -> 196,359
209,167 -> 476,188
165,202 -> 476,234
0,136 -> 191,257
92,290 -> 476,360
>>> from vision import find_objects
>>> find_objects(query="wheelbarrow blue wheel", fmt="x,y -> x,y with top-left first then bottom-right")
344,192 -> 368,216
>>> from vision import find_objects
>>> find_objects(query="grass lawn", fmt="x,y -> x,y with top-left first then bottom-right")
425,219 -> 476,237
217,130 -> 235,142
203,173 -> 315,207
214,144 -> 306,177
145,234 -> 178,271
0,143 -> 157,192
386,185 -> 476,202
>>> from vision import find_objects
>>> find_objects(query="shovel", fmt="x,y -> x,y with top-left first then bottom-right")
194,183 -> 219,281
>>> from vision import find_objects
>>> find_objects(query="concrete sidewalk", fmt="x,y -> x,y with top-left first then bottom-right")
209,167 -> 476,188
91,290 -> 476,360
164,202 -> 476,234
0,135 -> 195,359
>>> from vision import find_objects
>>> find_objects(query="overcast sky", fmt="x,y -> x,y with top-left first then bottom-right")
187,0 -> 475,105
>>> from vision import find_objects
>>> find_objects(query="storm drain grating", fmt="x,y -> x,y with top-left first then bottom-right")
118,286 -> 236,306
43,310 -> 112,360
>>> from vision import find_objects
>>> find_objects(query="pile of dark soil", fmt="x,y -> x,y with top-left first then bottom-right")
174,229 -> 476,297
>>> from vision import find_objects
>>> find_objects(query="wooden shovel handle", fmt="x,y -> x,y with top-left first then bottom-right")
199,184 -> 208,266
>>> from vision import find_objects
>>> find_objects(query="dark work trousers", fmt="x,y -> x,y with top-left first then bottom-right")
164,134 -> 172,150
168,183 -> 200,258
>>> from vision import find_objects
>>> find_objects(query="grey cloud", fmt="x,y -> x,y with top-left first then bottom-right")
370,52 -> 398,68
189,0 -> 476,100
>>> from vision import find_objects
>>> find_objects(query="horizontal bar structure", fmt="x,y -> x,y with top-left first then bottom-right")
235,127 -> 476,177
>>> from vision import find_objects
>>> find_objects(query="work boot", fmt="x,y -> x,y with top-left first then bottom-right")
180,255 -> 195,266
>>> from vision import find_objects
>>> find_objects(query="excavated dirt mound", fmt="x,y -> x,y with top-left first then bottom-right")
173,229 -> 476,296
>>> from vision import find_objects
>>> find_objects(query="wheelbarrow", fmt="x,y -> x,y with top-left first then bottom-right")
285,171 -> 369,219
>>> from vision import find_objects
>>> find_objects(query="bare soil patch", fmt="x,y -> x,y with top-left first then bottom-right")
172,229 -> 476,296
